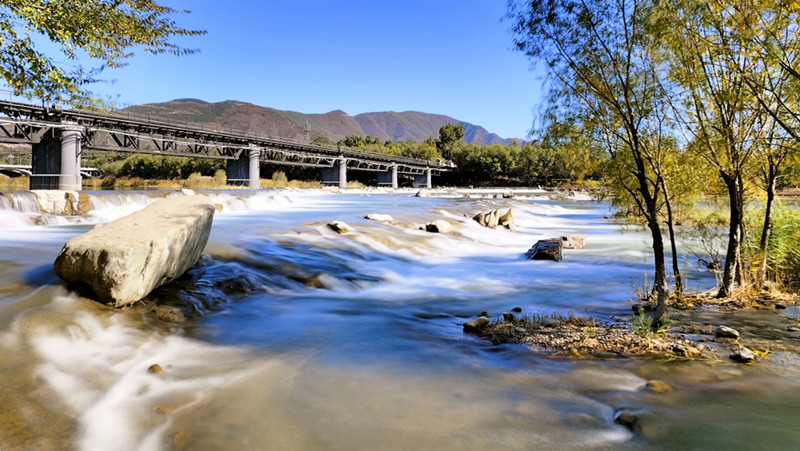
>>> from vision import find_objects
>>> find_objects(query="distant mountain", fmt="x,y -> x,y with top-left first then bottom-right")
121,99 -> 523,146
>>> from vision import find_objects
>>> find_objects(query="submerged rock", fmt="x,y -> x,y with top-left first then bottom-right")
327,221 -> 354,234
154,305 -> 187,323
365,213 -> 393,222
645,380 -> 673,393
53,195 -> 216,307
525,239 -> 563,262
425,220 -> 453,234
715,325 -> 740,339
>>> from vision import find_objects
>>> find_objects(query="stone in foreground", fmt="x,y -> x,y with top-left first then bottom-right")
54,195 -> 216,307
525,239 -> 563,261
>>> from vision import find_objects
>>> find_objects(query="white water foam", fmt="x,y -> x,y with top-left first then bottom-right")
26,295 -> 265,451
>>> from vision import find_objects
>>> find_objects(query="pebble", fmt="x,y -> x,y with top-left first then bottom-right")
503,312 -> 516,323
148,363 -> 163,374
730,348 -> 757,363
154,305 -> 186,323
714,325 -> 740,339
645,380 -> 673,393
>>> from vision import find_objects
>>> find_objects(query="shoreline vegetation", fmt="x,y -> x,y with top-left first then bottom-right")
464,290 -> 798,363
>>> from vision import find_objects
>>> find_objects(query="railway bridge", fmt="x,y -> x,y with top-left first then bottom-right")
0,100 -> 453,190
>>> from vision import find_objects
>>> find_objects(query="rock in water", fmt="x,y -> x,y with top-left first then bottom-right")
463,316 -> 490,333
714,325 -> 740,339
559,234 -> 586,249
498,208 -> 513,228
730,348 -> 757,363
415,189 -> 431,198
327,221 -> 354,233
525,239 -> 563,262
425,220 -> 453,234
365,213 -> 393,222
53,195 -> 216,307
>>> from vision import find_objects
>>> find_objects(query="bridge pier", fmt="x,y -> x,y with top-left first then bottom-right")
413,168 -> 432,189
321,158 -> 347,189
31,127 -> 83,190
226,148 -> 261,188
377,164 -> 398,189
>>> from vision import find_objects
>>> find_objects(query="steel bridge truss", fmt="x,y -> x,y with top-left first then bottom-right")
0,100 -> 453,175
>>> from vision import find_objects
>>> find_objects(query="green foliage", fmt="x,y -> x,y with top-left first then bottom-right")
0,1 -> 204,106
436,123 -> 464,161
745,204 -> 800,289
114,154 -> 223,179
631,310 -> 668,340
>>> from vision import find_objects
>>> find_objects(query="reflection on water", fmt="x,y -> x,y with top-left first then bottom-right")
1,188 -> 799,450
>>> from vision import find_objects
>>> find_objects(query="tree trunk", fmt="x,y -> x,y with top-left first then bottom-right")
759,161 -> 777,288
717,172 -> 744,298
660,177 -> 682,299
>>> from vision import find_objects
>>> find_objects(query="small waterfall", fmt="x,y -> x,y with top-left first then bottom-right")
0,192 -> 42,214
85,192 -> 159,222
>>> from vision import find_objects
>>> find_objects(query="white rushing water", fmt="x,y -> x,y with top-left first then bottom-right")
1,188 -> 799,450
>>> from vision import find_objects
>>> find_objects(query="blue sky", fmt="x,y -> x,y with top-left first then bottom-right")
31,1 -> 547,139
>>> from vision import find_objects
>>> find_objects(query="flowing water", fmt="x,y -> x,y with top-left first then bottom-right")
1,188 -> 799,450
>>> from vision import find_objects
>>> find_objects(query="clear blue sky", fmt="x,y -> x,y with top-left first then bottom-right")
49,1 -> 546,140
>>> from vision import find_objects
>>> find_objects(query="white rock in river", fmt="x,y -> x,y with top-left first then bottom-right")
425,219 -> 453,234
327,221 -> 354,233
365,213 -> 393,222
53,195 -> 216,307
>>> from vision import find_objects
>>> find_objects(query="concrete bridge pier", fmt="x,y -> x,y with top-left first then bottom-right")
321,158 -> 347,189
31,126 -> 83,190
226,147 -> 261,187
377,164 -> 398,188
413,168 -> 432,189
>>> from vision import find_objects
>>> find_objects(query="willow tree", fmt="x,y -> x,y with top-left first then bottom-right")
0,0 -> 204,106
655,0 -> 772,297
508,0 -> 677,328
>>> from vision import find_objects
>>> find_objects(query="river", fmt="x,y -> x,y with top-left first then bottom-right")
1,188 -> 799,450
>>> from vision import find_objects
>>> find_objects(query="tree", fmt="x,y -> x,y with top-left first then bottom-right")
436,123 -> 464,161
509,0 -> 678,328
0,1 -> 204,106
656,0 -> 767,297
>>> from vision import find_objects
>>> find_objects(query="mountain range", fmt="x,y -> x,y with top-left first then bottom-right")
121,99 -> 522,146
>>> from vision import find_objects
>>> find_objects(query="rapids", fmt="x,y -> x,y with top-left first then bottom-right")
1,188 -> 799,450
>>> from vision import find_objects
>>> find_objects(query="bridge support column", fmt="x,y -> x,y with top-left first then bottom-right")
31,127 -> 83,190
226,148 -> 261,187
321,158 -> 347,189
248,148 -> 261,188
377,164 -> 398,189
413,168 -> 432,189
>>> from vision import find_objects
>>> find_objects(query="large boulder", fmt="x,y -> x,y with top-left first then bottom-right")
525,239 -> 563,262
54,195 -> 216,307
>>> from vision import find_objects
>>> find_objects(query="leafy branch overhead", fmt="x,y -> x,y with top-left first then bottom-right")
0,0 -> 205,106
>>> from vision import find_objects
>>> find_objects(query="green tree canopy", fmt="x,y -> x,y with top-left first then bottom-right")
436,123 -> 464,161
0,0 -> 204,106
